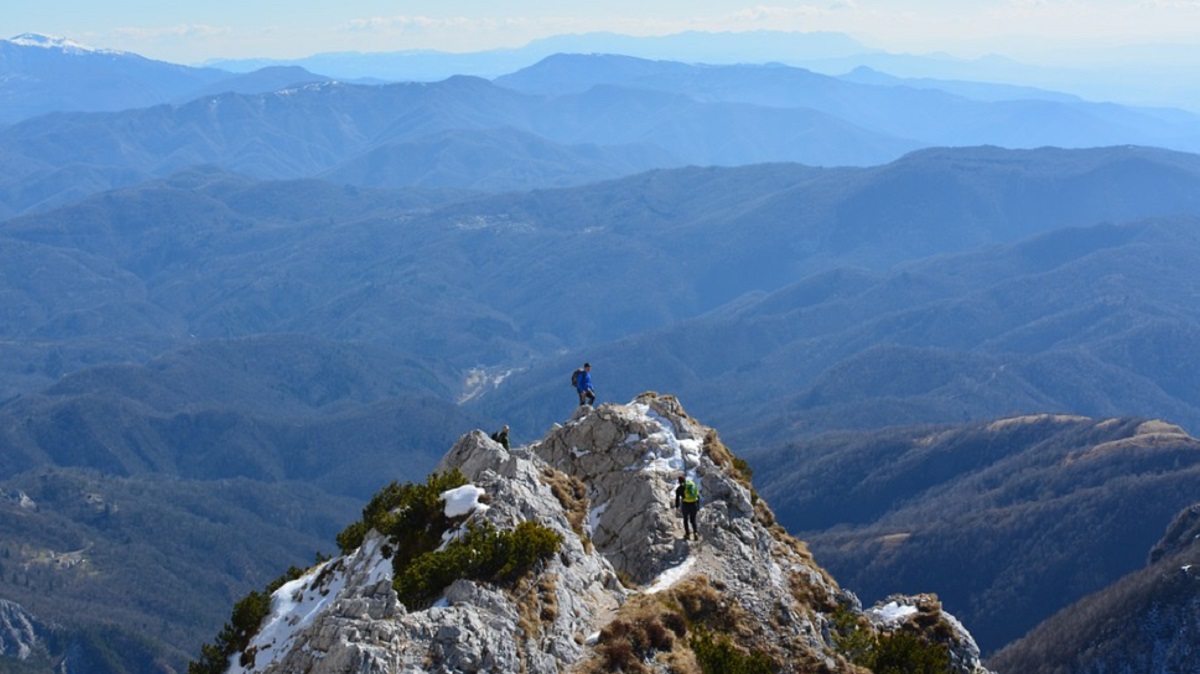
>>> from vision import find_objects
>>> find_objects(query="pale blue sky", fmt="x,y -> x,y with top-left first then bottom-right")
4,1 -> 1200,65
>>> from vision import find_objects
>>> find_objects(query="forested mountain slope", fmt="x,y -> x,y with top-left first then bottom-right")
742,414 -> 1200,656
988,502 -> 1200,673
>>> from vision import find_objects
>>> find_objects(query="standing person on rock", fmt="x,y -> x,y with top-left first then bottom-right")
675,474 -> 700,540
572,362 -> 596,406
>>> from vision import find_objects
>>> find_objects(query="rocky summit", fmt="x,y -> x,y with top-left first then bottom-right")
218,393 -> 993,673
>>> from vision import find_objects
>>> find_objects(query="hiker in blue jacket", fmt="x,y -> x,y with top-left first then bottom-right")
574,362 -> 595,406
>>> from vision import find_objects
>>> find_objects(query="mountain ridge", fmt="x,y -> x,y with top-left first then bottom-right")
6,51 -> 1200,217
201,394 -> 994,674
0,33 -> 310,125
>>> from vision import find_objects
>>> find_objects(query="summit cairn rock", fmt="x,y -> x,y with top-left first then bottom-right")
220,393 -> 994,674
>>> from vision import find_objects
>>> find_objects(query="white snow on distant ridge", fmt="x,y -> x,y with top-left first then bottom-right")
8,33 -> 116,55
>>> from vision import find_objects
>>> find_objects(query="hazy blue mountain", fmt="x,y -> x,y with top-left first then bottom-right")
496,54 -> 1200,152
0,74 -> 910,216
172,65 -> 332,100
0,33 -> 227,123
8,52 -> 1200,218
476,211 -> 1200,454
5,146 -> 1200,406
204,29 -> 873,80
0,34 -> 337,126
201,29 -> 1200,112
837,65 -> 1085,104
318,126 -> 678,191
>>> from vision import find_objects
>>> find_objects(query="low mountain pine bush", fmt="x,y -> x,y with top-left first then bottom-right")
395,520 -> 562,609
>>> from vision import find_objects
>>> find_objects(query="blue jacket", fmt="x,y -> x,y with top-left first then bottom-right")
576,370 -> 593,392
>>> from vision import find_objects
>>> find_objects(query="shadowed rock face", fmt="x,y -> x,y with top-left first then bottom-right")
222,393 -> 993,674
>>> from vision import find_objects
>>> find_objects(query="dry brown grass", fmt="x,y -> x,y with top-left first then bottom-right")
514,573 -> 559,640
574,591 -> 696,674
540,466 -> 590,546
573,574 -> 854,674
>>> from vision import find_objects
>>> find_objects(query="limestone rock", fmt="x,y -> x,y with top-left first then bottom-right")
224,393 -> 994,674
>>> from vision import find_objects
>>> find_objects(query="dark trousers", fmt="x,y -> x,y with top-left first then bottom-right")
680,501 -> 699,535
578,389 -> 595,405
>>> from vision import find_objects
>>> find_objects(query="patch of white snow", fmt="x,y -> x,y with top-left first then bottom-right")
588,501 -> 609,538
869,601 -> 918,625
228,537 -> 368,674
644,556 -> 697,595
442,484 -> 486,518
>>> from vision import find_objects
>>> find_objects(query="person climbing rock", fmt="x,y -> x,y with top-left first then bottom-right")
572,362 -> 596,406
675,474 -> 700,540
489,425 -> 510,449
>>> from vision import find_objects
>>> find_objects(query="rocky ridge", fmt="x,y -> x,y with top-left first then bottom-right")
221,394 -> 993,673
0,598 -> 56,663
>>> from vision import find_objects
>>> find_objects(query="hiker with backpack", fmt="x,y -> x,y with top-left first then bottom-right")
572,362 -> 595,406
675,474 -> 700,540
489,425 -> 510,449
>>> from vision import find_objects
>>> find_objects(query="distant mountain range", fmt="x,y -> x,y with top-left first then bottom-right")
0,34 -> 332,124
5,35 -> 1200,220
202,29 -> 1200,113
6,28 -> 1200,674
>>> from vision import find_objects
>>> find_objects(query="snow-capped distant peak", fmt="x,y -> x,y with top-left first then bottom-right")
8,33 -> 115,55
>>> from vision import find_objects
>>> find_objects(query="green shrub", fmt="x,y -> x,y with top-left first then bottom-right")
830,605 -> 953,674
830,604 -> 875,664
395,520 -> 562,609
192,469 -> 561,670
335,470 -> 469,555
344,469 -> 562,609
869,630 -> 953,674
690,627 -> 775,674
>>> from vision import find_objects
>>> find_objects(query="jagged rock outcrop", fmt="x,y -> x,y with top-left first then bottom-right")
223,394 -> 992,673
